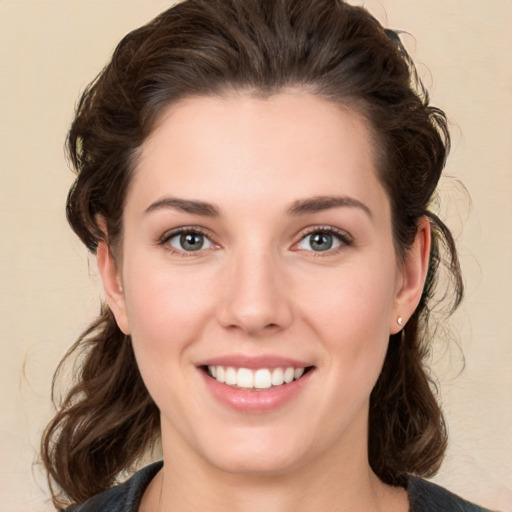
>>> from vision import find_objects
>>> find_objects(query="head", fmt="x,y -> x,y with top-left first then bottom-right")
45,0 -> 463,506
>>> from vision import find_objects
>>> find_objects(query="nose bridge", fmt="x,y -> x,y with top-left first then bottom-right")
218,242 -> 292,334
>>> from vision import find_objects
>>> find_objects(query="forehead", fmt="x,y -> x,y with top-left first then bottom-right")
130,92 -> 388,218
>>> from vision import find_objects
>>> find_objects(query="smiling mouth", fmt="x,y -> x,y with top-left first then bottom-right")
203,365 -> 314,390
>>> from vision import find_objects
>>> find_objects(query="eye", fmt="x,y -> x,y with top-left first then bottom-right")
166,230 -> 214,252
296,228 -> 350,252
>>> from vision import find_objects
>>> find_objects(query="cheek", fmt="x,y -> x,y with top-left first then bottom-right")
120,263 -> 213,401
303,264 -> 396,334
299,262 -> 397,377
124,257 -> 212,340
121,266 -> 208,413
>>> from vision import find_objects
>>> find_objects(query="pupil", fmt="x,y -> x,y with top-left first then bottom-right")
181,233 -> 203,251
311,233 -> 332,251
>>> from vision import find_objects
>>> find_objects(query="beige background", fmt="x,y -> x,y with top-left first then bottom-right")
1,1 -> 511,510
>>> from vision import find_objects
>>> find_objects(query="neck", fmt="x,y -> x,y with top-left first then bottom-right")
144,422 -> 408,512
159,459 -> 384,512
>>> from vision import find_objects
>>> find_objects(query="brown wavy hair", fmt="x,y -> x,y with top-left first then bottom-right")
42,0 -> 463,507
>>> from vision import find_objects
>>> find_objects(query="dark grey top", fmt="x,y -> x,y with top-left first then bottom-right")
65,461 -> 496,512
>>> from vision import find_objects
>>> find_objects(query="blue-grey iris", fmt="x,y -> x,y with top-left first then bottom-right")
180,233 -> 204,251
310,233 -> 333,251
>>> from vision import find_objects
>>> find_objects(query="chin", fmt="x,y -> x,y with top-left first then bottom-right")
208,449 -> 305,477
194,427 -> 318,477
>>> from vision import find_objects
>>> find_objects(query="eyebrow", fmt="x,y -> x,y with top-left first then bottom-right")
287,195 -> 373,219
144,195 -> 372,219
144,197 -> 220,217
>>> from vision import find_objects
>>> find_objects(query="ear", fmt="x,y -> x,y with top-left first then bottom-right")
390,216 -> 431,334
96,225 -> 131,335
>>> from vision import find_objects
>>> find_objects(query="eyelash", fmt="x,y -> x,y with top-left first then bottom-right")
295,226 -> 353,255
159,226 -> 215,257
158,225 -> 353,256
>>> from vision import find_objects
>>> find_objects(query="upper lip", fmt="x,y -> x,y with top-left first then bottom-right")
196,354 -> 314,370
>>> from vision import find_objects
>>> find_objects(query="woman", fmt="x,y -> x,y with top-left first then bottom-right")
41,0 -> 495,510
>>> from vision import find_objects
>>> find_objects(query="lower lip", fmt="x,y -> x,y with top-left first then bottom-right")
200,369 -> 313,413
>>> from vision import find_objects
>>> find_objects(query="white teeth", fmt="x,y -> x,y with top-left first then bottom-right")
216,366 -> 225,383
283,367 -> 294,383
254,369 -> 272,389
237,368 -> 254,388
271,367 -> 284,386
294,367 -> 304,379
207,365 -> 307,389
225,367 -> 237,385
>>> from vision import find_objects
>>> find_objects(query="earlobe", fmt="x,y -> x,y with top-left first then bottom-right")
391,216 -> 431,334
96,237 -> 131,335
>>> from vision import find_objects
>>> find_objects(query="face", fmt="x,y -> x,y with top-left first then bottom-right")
100,92 -> 428,477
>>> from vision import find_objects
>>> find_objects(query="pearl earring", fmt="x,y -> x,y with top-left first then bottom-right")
397,316 -> 403,326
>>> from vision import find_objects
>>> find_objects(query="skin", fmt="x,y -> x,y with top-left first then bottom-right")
98,92 -> 430,512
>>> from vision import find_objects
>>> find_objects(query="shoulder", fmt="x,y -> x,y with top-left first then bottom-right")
407,477 -> 497,512
63,461 -> 163,512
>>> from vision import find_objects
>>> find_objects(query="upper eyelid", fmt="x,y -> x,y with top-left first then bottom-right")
159,227 -> 218,257
159,225 -> 213,243
157,224 -> 352,250
296,225 -> 353,242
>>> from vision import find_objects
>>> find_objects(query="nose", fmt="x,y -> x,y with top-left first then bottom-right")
216,248 -> 294,336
